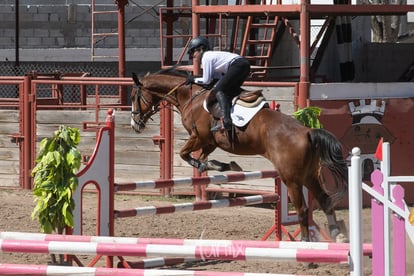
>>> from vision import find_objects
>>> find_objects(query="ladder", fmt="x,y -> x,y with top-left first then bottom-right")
239,0 -> 280,77
91,0 -> 119,61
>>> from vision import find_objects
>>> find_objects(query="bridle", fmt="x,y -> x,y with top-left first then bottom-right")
131,80 -> 187,130
131,84 -> 159,130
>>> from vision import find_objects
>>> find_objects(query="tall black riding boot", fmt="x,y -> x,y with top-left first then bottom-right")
211,91 -> 232,132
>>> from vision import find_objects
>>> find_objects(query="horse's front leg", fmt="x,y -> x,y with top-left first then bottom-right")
180,136 -> 243,173
287,185 -> 310,241
196,144 -> 241,172
203,160 -> 243,172
179,134 -> 208,171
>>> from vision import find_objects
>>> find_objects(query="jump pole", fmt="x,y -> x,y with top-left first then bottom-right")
0,238 -> 350,264
114,193 -> 279,218
115,170 -> 279,191
0,263 -> 309,276
0,230 -> 369,269
0,231 -> 372,255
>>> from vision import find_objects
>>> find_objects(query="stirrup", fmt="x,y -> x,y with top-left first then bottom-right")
210,123 -> 224,132
211,118 -> 231,132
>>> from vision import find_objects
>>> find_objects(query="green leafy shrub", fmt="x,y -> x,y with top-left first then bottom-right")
31,125 -> 82,235
293,106 -> 323,129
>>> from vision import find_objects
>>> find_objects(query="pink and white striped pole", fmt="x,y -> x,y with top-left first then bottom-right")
0,231 -> 372,256
0,239 -> 349,263
0,263 -> 309,276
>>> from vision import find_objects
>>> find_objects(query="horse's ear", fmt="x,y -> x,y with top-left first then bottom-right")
131,72 -> 142,86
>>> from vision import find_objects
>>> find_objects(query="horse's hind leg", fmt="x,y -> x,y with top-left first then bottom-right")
305,175 -> 343,241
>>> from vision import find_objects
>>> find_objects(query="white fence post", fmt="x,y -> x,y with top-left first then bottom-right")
349,147 -> 363,276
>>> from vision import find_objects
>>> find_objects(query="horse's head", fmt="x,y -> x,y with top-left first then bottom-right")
131,70 -> 192,133
130,72 -> 160,133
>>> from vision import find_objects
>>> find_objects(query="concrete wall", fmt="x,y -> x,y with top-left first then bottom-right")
0,1 -> 187,49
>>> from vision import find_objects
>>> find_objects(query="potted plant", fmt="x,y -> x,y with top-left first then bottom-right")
31,125 -> 82,265
293,106 -> 323,129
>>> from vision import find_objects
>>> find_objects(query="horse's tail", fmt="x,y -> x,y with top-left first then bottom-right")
309,128 -> 348,206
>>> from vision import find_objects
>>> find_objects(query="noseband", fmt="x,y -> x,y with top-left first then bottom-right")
131,85 -> 159,129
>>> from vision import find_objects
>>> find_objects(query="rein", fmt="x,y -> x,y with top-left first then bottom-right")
159,80 -> 187,108
181,87 -> 208,112
166,81 -> 186,97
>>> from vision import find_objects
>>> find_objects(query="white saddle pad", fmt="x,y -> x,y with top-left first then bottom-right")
203,99 -> 268,127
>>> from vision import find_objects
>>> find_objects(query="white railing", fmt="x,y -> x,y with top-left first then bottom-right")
349,142 -> 414,276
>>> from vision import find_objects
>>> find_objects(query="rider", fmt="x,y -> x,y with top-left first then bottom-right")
186,36 -> 251,132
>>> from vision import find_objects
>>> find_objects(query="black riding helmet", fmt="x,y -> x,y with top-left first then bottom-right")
187,36 -> 210,57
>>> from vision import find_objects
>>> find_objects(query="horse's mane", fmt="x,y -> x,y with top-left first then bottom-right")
153,66 -> 188,78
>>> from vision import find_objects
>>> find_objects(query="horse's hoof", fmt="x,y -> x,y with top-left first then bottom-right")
307,262 -> 319,269
329,226 -> 340,241
335,233 -> 348,243
229,161 -> 243,171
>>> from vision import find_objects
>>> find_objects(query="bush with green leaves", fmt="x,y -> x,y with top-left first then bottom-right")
31,125 -> 82,235
293,106 -> 323,129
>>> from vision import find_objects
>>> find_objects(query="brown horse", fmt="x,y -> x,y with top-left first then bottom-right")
130,70 -> 348,241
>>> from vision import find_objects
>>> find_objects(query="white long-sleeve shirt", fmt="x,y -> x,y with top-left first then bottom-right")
194,51 -> 241,85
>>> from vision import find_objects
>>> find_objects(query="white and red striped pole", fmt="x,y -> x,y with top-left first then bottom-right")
115,194 -> 279,218
115,170 -> 279,192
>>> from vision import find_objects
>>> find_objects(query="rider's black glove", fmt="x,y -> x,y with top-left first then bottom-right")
185,75 -> 195,85
201,79 -> 218,90
201,84 -> 213,90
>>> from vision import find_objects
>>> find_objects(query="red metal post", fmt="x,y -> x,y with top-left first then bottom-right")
116,0 -> 128,106
159,103 -> 173,196
191,0 -> 200,67
165,0 -> 174,64
106,109 -> 115,236
30,76 -> 37,190
22,75 -> 32,189
157,0 -> 175,196
107,109 -> 115,267
15,82 -> 24,188
298,0 -> 310,109
190,0 -> 207,201
299,1 -> 315,233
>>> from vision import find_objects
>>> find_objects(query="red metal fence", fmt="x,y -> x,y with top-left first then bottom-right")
0,73 -> 133,189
